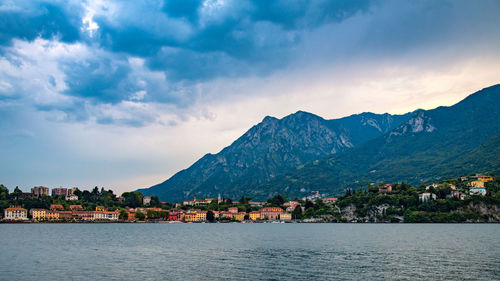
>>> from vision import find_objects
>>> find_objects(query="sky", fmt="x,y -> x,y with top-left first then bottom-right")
1,0 -> 499,194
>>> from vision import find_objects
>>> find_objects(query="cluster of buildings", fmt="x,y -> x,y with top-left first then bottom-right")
28,186 -> 79,201
123,206 -> 296,222
373,174 -> 493,202
3,205 -> 118,221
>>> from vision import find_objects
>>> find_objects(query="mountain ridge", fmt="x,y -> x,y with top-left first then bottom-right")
138,84 -> 499,202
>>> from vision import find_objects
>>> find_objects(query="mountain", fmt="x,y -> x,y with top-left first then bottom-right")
138,111 -> 411,202
139,84 -> 499,202
259,84 -> 500,199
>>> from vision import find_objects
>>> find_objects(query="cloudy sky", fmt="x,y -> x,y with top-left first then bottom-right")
1,0 -> 499,194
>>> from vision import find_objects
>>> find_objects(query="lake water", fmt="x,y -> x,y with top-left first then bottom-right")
0,223 -> 499,280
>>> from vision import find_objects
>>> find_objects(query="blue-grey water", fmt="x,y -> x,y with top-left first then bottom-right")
0,223 -> 499,280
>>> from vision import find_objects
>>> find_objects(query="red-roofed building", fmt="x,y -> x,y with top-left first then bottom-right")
69,205 -> 83,211
4,206 -> 28,220
323,198 -> 338,204
50,204 -> 64,210
378,184 -> 392,194
260,207 -> 284,220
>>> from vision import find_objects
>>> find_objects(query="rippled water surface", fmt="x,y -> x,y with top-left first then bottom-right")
1,223 -> 499,280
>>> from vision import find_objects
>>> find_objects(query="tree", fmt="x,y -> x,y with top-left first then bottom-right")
150,196 -> 161,207
135,210 -> 145,221
0,184 -> 9,200
304,199 -> 314,210
208,199 -> 219,210
11,186 -> 23,200
292,205 -> 303,220
206,211 -> 215,222
268,194 -> 286,206
119,210 -> 128,221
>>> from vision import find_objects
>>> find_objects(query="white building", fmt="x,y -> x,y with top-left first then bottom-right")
66,195 -> 79,201
143,196 -> 151,206
470,188 -> 487,196
93,211 -> 119,221
4,206 -> 28,220
419,193 -> 437,202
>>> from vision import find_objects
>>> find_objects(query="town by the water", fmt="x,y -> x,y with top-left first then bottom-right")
1,174 -> 498,223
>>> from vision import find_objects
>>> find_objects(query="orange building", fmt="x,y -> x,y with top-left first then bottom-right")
260,207 -> 283,220
378,184 -> 392,194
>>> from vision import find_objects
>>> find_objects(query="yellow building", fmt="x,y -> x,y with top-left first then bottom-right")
235,212 -> 246,221
185,213 -> 197,222
280,213 -> 292,221
249,211 -> 260,221
470,180 -> 485,188
195,211 -> 207,221
96,206 -> 107,212
46,211 -> 60,220
30,209 -> 46,221
477,176 -> 493,182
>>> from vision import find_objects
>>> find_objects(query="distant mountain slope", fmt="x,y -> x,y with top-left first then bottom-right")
258,84 -> 500,199
138,110 -> 411,202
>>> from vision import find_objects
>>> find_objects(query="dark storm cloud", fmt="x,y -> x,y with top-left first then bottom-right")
1,0 -> 499,127
0,1 -> 81,46
60,56 -> 132,103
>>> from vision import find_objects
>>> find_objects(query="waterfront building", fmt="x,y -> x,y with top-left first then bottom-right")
46,211 -> 59,220
280,213 -> 292,221
168,211 -> 179,221
32,186 -> 49,197
260,207 -> 284,220
185,212 -> 197,222
228,207 -> 238,214
51,188 -> 68,196
75,211 -> 94,221
221,211 -> 233,219
58,211 -> 73,220
195,211 -> 207,221
4,206 -> 28,220
249,211 -> 261,221
127,209 -> 136,221
234,212 -> 246,221
30,208 -> 47,220
93,210 -> 119,221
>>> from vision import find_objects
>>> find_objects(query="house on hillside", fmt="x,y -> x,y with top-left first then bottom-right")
419,193 -> 437,202
470,188 -> 486,196
378,184 -> 392,194
477,175 -> 493,182
69,205 -> 84,211
470,181 -> 485,188
50,204 -> 64,210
